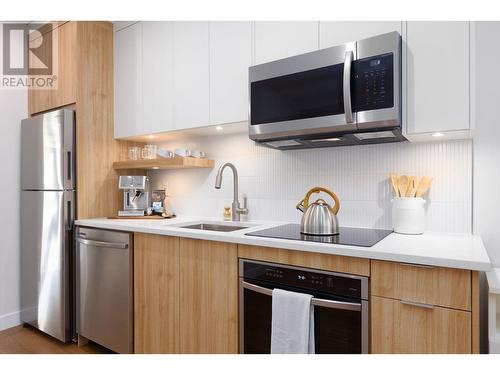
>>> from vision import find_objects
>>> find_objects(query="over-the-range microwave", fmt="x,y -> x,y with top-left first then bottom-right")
248,31 -> 405,149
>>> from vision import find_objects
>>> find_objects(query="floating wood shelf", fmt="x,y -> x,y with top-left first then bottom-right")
113,157 -> 214,170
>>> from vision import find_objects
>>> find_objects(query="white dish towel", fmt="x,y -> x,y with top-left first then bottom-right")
270,288 -> 315,354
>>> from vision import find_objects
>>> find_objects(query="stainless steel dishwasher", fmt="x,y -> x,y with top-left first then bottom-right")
75,227 -> 133,353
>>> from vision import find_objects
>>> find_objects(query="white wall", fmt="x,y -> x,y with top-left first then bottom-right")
0,23 -> 28,330
472,22 -> 500,353
473,22 -> 500,267
151,135 -> 472,233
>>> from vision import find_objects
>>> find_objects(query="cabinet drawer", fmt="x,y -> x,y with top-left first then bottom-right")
238,245 -> 370,276
371,296 -> 471,354
371,260 -> 471,311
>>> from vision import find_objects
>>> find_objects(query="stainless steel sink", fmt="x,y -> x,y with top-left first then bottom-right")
180,223 -> 249,232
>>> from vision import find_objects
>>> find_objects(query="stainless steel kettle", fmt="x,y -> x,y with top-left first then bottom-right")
296,187 -> 341,235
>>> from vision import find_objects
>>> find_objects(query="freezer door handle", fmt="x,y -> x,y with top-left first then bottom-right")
65,192 -> 74,230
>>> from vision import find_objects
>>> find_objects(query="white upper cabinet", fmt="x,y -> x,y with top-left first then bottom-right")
254,21 -> 319,64
142,22 -> 174,134
209,21 -> 252,125
319,21 -> 402,48
406,21 -> 470,135
114,22 -> 143,138
173,22 -> 210,129
113,21 -> 472,141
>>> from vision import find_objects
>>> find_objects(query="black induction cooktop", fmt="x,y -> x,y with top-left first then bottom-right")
245,224 -> 392,247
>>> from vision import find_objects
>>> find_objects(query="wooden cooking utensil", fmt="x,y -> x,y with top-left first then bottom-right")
415,176 -> 433,197
397,175 -> 409,198
389,174 -> 400,197
406,176 -> 416,197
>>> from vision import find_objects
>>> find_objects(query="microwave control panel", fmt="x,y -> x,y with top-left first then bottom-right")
352,52 -> 394,112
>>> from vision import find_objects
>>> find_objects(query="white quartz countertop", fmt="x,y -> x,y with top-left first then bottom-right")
75,216 -> 491,271
487,268 -> 500,294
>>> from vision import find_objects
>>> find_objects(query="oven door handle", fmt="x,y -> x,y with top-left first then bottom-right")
241,281 -> 362,312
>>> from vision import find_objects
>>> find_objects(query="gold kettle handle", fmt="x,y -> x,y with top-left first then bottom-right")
300,186 -> 340,215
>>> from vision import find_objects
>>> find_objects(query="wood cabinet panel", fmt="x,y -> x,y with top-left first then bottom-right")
471,271 -> 480,353
371,260 -> 471,310
371,296 -> 471,354
179,238 -> 238,353
28,21 -> 77,115
52,21 -> 77,109
238,245 -> 370,276
75,21 -> 125,219
134,234 -> 180,353
28,39 -> 51,114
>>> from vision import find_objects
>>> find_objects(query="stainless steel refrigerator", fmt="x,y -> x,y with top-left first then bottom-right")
20,108 -> 76,342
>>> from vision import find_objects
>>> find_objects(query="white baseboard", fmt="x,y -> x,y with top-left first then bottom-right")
0,310 -> 22,332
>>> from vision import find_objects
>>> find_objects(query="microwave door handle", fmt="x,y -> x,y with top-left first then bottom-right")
343,50 -> 354,124
241,280 -> 361,312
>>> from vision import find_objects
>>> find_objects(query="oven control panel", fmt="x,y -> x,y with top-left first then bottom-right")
243,261 -> 363,299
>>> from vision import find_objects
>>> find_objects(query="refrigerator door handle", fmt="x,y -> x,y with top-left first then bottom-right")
65,193 -> 74,230
66,151 -> 72,181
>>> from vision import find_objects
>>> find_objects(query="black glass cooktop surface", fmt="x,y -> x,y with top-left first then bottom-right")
245,224 -> 392,247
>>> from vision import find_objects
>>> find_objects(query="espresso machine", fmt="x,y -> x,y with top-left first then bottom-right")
118,175 -> 152,217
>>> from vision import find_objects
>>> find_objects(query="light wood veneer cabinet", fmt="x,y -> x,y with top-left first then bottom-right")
133,235 -> 238,354
370,260 -> 479,354
179,238 -> 239,353
134,234 -> 180,353
371,296 -> 471,354
28,21 -> 77,115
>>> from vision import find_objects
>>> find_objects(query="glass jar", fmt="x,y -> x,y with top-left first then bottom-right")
128,146 -> 139,160
141,144 -> 157,159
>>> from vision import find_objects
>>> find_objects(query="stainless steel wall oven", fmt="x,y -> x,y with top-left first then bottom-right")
239,259 -> 369,354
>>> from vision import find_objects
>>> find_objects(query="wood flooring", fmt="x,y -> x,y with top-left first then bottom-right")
0,325 -> 110,354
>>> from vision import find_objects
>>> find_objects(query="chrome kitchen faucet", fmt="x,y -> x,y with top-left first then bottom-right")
215,162 -> 248,221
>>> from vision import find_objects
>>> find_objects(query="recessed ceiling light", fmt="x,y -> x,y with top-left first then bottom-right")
215,126 -> 223,131
151,166 -> 160,170
432,132 -> 444,137
147,135 -> 155,139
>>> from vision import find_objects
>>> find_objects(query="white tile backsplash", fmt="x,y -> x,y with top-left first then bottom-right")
150,134 -> 472,233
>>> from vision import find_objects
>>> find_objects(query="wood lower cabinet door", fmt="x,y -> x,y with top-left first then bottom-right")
134,234 -> 180,353
179,238 -> 238,354
371,296 -> 471,354
371,260 -> 471,311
